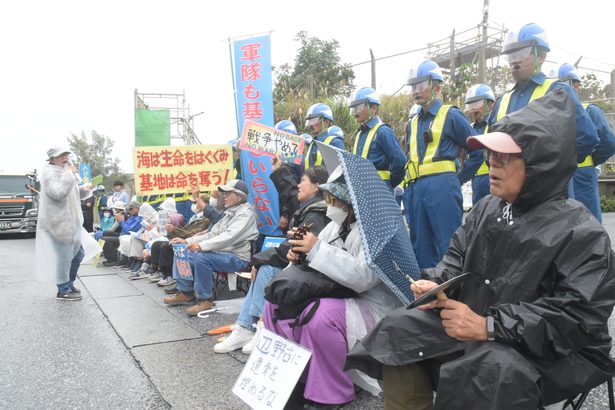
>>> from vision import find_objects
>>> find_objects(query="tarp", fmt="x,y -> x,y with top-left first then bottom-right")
135,108 -> 170,147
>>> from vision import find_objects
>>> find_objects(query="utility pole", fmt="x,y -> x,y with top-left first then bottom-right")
449,29 -> 456,83
370,49 -> 376,89
611,69 -> 615,99
479,0 -> 489,83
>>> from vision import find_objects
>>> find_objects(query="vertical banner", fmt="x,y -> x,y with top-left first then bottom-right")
79,163 -> 91,185
135,109 -> 171,147
231,35 -> 281,236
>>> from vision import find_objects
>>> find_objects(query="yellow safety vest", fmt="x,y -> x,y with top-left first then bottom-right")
475,124 -> 490,176
352,122 -> 390,180
304,136 -> 336,170
577,102 -> 594,168
404,105 -> 456,183
496,78 -> 556,121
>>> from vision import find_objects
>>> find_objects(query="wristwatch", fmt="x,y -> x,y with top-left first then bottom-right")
486,315 -> 496,342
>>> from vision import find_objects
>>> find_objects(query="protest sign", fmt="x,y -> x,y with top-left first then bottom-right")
133,144 -> 233,196
233,328 -> 311,410
239,121 -> 304,165
91,174 -> 103,185
79,163 -> 91,185
172,244 -> 193,280
260,236 -> 285,251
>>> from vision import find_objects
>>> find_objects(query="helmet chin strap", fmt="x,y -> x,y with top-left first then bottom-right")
532,46 -> 541,76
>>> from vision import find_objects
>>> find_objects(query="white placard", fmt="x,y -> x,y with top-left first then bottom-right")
232,328 -> 312,410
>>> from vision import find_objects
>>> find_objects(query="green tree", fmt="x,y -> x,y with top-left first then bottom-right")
578,73 -> 615,113
273,31 -> 355,104
67,131 -> 122,187
380,94 -> 412,149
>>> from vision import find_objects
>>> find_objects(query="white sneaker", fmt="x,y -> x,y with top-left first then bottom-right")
241,320 -> 263,354
213,325 -> 254,353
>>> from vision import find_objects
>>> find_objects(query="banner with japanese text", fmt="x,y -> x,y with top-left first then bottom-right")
239,121 -> 304,165
231,34 -> 281,236
133,144 -> 233,195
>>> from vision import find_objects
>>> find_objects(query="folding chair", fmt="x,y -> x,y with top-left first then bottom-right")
561,378 -> 614,410
212,241 -> 256,300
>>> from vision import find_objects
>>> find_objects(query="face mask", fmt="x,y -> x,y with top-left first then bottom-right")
191,203 -> 198,213
326,205 -> 348,226
103,212 -> 111,218
210,198 -> 218,208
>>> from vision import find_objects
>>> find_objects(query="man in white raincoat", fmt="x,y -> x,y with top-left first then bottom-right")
36,146 -> 92,300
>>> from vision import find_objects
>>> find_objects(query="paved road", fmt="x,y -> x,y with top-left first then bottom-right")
2,215 -> 615,409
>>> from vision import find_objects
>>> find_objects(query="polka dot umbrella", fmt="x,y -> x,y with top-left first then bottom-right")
316,142 -> 418,304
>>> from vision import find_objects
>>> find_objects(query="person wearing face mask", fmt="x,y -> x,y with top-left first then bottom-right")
404,60 -> 477,270
348,87 -> 407,193
303,103 -> 345,170
94,207 -> 115,239
488,23 -> 598,201
262,169 -> 402,409
214,166 -> 330,355
463,84 -> 496,206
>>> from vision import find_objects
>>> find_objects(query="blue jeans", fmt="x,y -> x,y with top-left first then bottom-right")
175,251 -> 250,300
57,246 -> 85,294
237,264 -> 282,329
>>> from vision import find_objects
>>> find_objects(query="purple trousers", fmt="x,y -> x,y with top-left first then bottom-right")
263,299 -> 355,405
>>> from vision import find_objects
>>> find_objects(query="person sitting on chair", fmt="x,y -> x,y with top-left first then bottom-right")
346,90 -> 615,410
163,179 -> 259,316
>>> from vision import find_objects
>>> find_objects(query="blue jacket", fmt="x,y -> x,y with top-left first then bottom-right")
461,119 -> 489,184
586,104 -> 615,165
407,100 -> 477,183
120,215 -> 143,235
354,117 -> 407,187
489,72 -> 598,163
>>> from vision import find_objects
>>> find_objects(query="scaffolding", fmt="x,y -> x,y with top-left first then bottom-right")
134,89 -> 202,145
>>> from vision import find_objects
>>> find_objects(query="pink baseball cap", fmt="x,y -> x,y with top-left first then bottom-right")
467,132 -> 522,153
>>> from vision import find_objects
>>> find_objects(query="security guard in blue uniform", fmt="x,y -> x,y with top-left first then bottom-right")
463,84 -> 496,205
348,87 -> 407,191
559,63 -> 615,222
404,60 -> 477,269
303,103 -> 345,169
488,23 -> 598,199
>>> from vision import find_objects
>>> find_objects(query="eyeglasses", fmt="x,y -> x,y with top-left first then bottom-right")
483,149 -> 521,165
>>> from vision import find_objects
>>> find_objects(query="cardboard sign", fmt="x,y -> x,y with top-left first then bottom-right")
233,328 -> 311,410
239,121 -> 304,164
79,163 -> 91,185
133,144 -> 233,195
91,174 -> 103,186
172,244 -> 193,280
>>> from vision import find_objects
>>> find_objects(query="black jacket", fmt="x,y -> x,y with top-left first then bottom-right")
347,90 -> 615,407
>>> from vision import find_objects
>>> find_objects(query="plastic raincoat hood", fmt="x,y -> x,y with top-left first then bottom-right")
346,90 -> 615,408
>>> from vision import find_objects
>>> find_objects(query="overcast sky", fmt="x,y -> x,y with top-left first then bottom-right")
1,0 -> 613,174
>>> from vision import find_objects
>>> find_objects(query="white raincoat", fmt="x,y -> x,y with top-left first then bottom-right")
35,163 -> 90,284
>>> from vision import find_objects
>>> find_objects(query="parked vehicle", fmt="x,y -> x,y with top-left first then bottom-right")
0,172 -> 39,236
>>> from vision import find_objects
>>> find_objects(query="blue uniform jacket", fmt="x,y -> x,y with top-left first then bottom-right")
304,132 -> 345,168
120,215 -> 143,235
407,100 -> 477,183
461,119 -> 489,184
354,117 -> 407,187
586,104 -> 615,165
488,72 -> 598,163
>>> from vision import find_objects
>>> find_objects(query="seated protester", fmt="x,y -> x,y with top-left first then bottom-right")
214,166 -> 329,354
206,190 -> 226,226
346,91 -> 615,410
163,179 -> 259,316
262,170 -> 402,409
158,197 -> 185,227
271,120 -> 301,230
101,202 -> 142,266
134,193 -> 212,283
121,202 -> 160,275
94,207 -> 116,238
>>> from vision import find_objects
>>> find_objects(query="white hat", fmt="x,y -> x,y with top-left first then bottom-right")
47,146 -> 72,158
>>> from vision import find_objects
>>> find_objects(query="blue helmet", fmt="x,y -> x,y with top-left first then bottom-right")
274,120 -> 297,134
327,126 -> 344,139
407,60 -> 444,85
558,63 -> 581,82
349,87 -> 380,107
305,103 -> 334,122
465,84 -> 495,104
502,23 -> 550,54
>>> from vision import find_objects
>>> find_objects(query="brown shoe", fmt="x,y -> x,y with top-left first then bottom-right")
163,291 -> 195,306
186,299 -> 214,316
